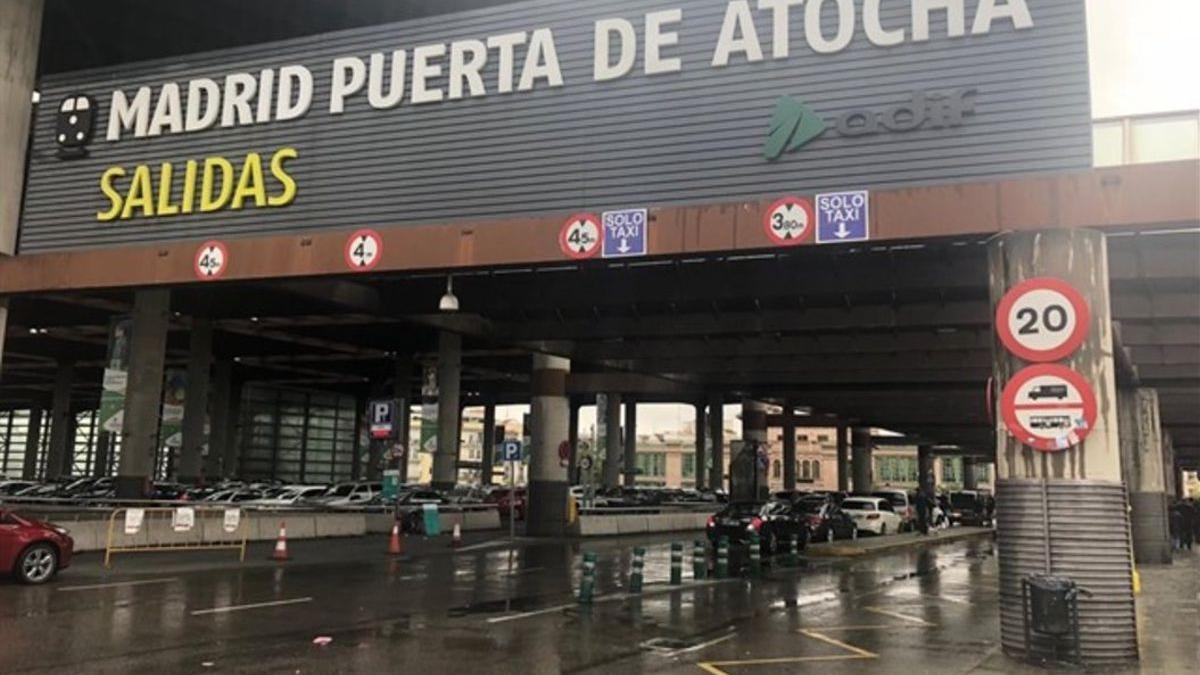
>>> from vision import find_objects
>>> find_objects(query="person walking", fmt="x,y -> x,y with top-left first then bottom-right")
1169,503 -> 1183,551
914,490 -> 930,535
1183,500 -> 1198,551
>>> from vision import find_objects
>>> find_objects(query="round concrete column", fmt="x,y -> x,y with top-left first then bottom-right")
527,354 -> 570,536
918,445 -> 935,496
782,402 -> 797,491
1119,388 -> 1172,564
851,427 -> 873,493
989,229 -> 1135,664
117,289 -> 171,498
622,398 -> 638,487
693,401 -> 707,490
708,394 -> 724,492
431,331 -> 462,490
836,425 -> 850,492
601,393 -> 622,489
962,457 -> 979,491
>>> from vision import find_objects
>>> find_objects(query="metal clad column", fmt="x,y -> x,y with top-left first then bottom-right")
837,424 -> 849,492
989,229 -> 1136,664
694,401 -> 707,490
44,361 -> 74,480
782,402 -> 797,491
602,393 -> 622,489
528,354 -> 570,536
851,428 -> 873,493
21,408 -> 42,480
708,395 -> 724,492
178,318 -> 212,485
622,398 -> 638,487
116,289 -> 171,498
1120,388 -> 1171,564
431,331 -> 462,490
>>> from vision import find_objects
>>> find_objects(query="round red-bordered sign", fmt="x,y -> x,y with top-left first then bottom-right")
344,229 -> 383,272
194,241 -> 228,281
559,213 -> 602,260
763,196 -> 814,246
996,277 -> 1090,362
1001,363 -> 1097,453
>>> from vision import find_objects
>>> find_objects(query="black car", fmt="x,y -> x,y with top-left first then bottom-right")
948,490 -> 993,527
706,501 -> 810,555
794,496 -> 858,543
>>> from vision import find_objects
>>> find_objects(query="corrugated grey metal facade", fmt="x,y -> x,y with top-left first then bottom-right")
20,0 -> 1091,253
996,479 -> 1138,665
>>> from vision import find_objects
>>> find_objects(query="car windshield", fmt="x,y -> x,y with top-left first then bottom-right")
951,493 -> 979,508
873,492 -> 906,508
327,484 -> 355,497
795,499 -> 826,513
842,499 -> 876,511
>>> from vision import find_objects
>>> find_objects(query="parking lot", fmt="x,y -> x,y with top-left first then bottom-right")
1,528 -> 1195,674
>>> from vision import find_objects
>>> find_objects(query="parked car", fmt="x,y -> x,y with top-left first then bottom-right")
948,490 -> 993,527
840,496 -> 903,536
706,501 -> 811,555
245,485 -> 328,508
306,482 -> 382,508
0,509 -> 74,584
486,487 -> 527,520
872,489 -> 915,532
794,495 -> 858,543
0,481 -> 37,496
396,490 -> 454,532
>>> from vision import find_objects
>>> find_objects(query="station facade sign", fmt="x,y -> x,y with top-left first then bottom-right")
20,0 -> 1091,254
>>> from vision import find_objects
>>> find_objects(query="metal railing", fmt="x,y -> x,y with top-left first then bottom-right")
104,506 -> 248,568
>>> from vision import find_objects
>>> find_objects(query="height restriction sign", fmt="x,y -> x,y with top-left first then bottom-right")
1001,364 -> 1097,452
763,196 -> 814,246
560,213 -> 602,259
345,229 -> 382,272
996,277 -> 1090,362
194,241 -> 228,281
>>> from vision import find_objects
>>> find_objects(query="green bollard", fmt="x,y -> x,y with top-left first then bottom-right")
670,542 -> 683,585
788,534 -> 800,567
630,547 -> 645,593
716,537 -> 729,579
579,552 -> 597,604
693,540 -> 707,580
748,532 -> 762,577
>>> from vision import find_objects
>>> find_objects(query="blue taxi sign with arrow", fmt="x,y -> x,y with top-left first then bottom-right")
602,209 -> 648,258
815,191 -> 870,244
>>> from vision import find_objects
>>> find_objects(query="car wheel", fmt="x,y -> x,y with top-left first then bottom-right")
16,543 -> 58,585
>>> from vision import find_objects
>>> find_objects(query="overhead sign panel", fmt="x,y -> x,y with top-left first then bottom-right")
20,0 -> 1090,253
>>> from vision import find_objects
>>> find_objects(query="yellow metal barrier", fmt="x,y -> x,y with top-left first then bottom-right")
104,506 -> 248,568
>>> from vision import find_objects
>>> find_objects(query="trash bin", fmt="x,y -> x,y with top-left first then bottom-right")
1027,575 -> 1077,635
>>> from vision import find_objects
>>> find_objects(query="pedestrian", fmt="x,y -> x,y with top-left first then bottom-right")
1182,500 -> 1198,551
914,490 -> 930,535
1169,504 -> 1183,551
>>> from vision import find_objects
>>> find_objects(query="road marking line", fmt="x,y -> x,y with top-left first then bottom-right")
698,653 -> 874,674
486,602 -> 577,624
455,540 -> 509,553
799,629 -> 880,658
814,624 -> 936,631
58,578 -> 179,592
487,579 -> 736,624
190,597 -> 313,616
865,606 -> 933,625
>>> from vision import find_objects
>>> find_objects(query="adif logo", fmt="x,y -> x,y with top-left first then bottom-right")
764,96 -> 827,161
55,94 -> 97,158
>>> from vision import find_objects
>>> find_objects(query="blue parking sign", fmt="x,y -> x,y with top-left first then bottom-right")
501,440 -> 523,462
602,209 -> 648,258
815,191 -> 870,244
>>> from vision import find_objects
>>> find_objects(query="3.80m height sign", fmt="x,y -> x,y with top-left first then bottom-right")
995,277 -> 1090,362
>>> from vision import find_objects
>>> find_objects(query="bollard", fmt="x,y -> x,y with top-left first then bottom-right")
630,547 -> 646,593
670,542 -> 683,585
716,537 -> 730,579
748,532 -> 762,577
788,534 -> 800,567
579,552 -> 597,604
693,540 -> 707,580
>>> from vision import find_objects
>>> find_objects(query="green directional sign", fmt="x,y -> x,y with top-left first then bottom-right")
764,96 -> 827,161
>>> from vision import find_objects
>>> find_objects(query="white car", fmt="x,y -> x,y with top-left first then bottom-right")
311,482 -> 382,508
0,480 -> 37,496
841,496 -> 904,536
244,485 -> 328,508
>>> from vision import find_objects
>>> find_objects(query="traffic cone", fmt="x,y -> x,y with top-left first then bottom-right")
450,522 -> 463,548
388,523 -> 405,556
271,521 -> 290,561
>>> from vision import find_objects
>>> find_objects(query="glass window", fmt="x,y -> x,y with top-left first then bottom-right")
801,460 -> 810,479
1130,116 -> 1200,164
1093,120 -> 1124,167
812,460 -> 820,479
772,460 -> 782,479
682,454 -> 695,479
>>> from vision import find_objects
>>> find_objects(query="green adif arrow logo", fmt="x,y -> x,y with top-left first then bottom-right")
763,95 -> 827,161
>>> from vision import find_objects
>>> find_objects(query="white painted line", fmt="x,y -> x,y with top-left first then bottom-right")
865,607 -> 933,625
487,578 -> 737,624
673,631 -> 738,655
190,597 -> 313,616
58,578 -> 179,592
455,540 -> 511,553
486,602 -> 577,624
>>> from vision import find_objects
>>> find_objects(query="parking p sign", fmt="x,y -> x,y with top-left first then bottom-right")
816,190 -> 870,244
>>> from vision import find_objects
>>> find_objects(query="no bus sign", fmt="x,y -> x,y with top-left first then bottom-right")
344,229 -> 383,272
194,241 -> 228,281
996,277 -> 1091,362
559,213 -> 601,260
1001,363 -> 1098,452
763,196 -> 814,246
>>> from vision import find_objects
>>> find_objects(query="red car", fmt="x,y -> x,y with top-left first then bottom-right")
0,509 -> 74,584
487,488 -> 527,520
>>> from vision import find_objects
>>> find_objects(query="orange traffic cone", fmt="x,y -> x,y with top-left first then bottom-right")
450,522 -> 463,549
388,523 -> 405,556
271,521 -> 290,561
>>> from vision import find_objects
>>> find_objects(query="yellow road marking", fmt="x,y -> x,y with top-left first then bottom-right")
814,624 -> 935,631
798,629 -> 880,658
694,628 -> 879,673
864,606 -> 933,625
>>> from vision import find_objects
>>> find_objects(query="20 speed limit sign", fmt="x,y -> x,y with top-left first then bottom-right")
344,229 -> 383,272
1001,363 -> 1097,452
194,241 -> 228,281
560,213 -> 601,259
763,196 -> 814,246
996,277 -> 1090,362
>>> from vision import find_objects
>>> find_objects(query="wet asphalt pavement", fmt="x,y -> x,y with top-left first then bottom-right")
1,530 -> 1196,674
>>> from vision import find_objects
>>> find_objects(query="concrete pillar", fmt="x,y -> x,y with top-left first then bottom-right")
45,362 -> 75,480
481,399 -> 496,486
177,319 -> 212,485
602,392 -> 622,489
206,361 -> 236,479
962,457 -> 979,490
622,397 -> 638,486
1119,388 -> 1171,564
566,399 -> 579,485
394,358 -> 412,483
837,424 -> 849,492
989,229 -> 1135,663
527,354 -> 570,536
93,432 -> 111,477
918,445 -> 935,496
116,289 -> 171,499
708,394 -> 724,492
0,0 -> 42,256
431,331 -> 462,490
694,401 -> 707,490
351,392 -> 366,481
851,427 -> 872,493
782,402 -> 797,491
21,407 -> 42,480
